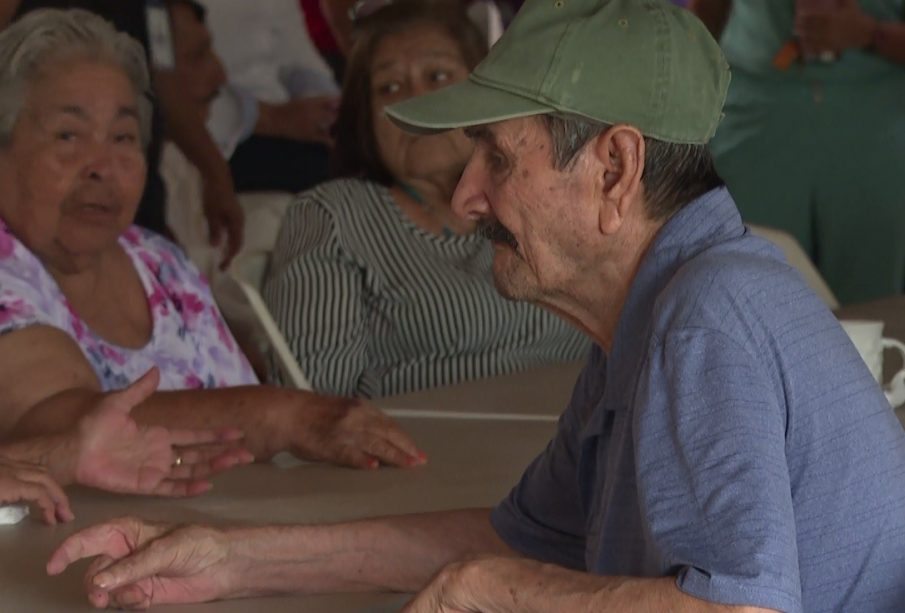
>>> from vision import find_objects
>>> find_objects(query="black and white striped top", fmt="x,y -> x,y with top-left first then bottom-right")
263,179 -> 589,397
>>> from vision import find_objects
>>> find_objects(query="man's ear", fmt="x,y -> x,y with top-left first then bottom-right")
591,125 -> 645,235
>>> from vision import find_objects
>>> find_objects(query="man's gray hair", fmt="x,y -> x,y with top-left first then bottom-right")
0,9 -> 152,148
541,114 -> 723,220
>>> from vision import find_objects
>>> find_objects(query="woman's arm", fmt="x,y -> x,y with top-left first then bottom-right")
0,326 -> 422,469
795,1 -> 905,65
1,369 -> 251,497
264,200 -> 372,398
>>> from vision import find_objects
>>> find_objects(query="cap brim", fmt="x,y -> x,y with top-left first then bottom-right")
386,78 -> 555,134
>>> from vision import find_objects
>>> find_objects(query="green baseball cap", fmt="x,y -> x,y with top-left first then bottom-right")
386,0 -> 730,144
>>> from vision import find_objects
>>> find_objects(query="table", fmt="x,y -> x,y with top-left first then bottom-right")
2,299 -> 902,612
0,362 -> 584,613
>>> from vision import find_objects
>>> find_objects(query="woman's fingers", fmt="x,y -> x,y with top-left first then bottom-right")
148,478 -> 212,498
167,445 -> 254,482
11,468 -> 73,524
371,412 -> 425,465
167,426 -> 245,448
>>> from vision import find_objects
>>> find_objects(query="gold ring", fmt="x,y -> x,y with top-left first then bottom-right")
173,455 -> 183,468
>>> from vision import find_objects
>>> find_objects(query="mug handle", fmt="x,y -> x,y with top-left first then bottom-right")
881,338 -> 905,408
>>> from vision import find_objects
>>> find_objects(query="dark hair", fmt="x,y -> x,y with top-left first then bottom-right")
330,0 -> 486,184
541,114 -> 724,220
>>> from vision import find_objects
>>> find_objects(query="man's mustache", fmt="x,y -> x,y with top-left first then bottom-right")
478,220 -> 519,250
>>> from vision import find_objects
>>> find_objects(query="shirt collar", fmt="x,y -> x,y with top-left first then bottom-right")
605,187 -> 744,409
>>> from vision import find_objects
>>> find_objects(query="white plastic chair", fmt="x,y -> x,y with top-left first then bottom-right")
218,253 -> 313,391
749,224 -> 839,310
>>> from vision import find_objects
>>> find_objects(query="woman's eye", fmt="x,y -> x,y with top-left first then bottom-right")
114,133 -> 138,145
377,81 -> 401,96
55,131 -> 77,142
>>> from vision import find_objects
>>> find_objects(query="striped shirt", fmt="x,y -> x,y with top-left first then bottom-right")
263,179 -> 589,397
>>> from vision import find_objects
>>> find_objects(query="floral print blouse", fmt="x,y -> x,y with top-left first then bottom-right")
0,219 -> 257,391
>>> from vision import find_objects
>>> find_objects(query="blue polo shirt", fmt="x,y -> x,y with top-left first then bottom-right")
492,188 -> 905,613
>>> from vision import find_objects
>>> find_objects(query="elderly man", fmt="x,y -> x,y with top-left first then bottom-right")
47,1 -> 905,611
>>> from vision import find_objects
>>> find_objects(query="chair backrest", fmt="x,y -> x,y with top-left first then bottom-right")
212,252 -> 311,390
219,259 -> 313,391
748,224 -> 839,310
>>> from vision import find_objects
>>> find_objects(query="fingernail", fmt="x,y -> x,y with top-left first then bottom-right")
367,458 -> 379,469
94,573 -> 112,589
418,450 -> 428,462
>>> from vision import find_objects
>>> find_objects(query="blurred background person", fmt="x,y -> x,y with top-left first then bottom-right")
0,369 -> 252,525
200,0 -> 341,194
691,0 -> 905,304
263,0 -> 589,397
0,9 -> 423,470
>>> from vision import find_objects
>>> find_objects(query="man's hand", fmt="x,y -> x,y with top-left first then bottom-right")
256,96 -> 340,147
47,517 -> 236,609
200,164 -> 245,270
0,457 -> 72,525
73,368 -> 254,497
795,0 -> 877,55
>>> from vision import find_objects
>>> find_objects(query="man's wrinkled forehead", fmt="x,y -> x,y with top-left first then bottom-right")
463,116 -> 546,150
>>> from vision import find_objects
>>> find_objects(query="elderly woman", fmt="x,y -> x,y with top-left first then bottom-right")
0,369 -> 251,525
0,9 -> 422,470
264,0 -> 589,397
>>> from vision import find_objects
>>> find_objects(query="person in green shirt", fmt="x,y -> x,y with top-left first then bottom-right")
691,0 -> 905,304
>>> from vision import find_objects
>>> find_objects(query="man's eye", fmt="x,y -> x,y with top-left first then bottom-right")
431,70 -> 450,83
489,152 -> 507,171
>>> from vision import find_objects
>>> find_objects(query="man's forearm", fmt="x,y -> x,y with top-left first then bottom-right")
427,558 -> 778,613
226,509 -> 511,596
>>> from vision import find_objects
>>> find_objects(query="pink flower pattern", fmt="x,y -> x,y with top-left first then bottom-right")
0,219 -> 257,391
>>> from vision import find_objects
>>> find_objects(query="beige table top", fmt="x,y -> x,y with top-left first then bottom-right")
0,363 -> 583,613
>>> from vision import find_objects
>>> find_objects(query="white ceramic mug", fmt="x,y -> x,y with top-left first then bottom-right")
840,320 -> 905,408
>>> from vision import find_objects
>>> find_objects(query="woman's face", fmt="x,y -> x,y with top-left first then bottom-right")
370,24 -> 474,183
0,59 -> 146,268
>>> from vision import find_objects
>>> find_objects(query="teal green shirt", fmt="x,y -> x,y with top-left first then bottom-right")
721,0 -> 904,80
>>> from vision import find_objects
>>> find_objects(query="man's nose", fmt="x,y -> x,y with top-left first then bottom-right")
451,154 -> 490,222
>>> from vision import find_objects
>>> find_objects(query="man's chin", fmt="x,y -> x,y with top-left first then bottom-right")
491,252 -> 533,302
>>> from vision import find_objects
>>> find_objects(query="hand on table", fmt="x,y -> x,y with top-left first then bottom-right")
0,457 -> 72,525
47,517 -> 235,609
795,0 -> 876,55
74,368 -> 254,497
264,392 -> 427,469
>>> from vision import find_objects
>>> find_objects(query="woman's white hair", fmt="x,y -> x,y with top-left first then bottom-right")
0,8 -> 152,147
